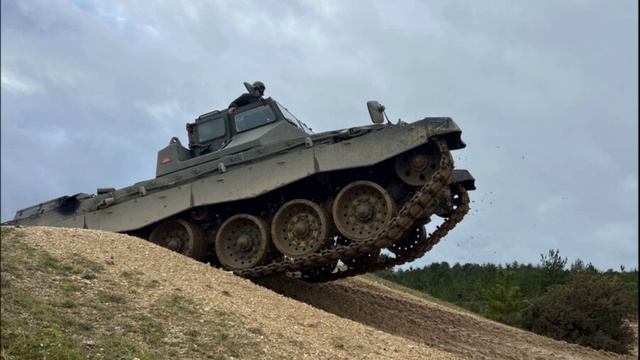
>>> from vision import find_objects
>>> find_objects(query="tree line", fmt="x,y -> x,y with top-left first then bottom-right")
375,249 -> 638,354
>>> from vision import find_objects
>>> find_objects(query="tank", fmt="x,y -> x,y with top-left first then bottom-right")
5,96 -> 475,282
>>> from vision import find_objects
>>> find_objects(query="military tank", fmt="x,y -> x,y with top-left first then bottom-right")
7,90 -> 475,282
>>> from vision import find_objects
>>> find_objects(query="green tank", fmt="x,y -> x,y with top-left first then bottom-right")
6,96 -> 475,282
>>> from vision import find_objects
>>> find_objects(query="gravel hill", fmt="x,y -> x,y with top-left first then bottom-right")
0,226 -> 633,359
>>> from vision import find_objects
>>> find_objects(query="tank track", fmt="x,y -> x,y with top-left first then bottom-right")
299,185 -> 469,282
235,138 -> 470,282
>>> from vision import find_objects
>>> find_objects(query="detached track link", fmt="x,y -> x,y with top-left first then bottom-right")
235,138 -> 459,280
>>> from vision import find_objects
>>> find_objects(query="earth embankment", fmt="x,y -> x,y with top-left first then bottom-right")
1,226 -> 633,359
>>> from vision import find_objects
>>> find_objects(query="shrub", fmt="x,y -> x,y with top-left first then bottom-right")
525,272 -> 635,354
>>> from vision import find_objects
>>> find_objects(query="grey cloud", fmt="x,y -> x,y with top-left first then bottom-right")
1,0 -> 637,270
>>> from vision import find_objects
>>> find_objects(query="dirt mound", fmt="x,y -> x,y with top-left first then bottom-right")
0,226 -> 456,359
1,226 -> 633,359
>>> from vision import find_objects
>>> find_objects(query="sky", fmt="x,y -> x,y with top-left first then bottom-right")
1,0 -> 638,270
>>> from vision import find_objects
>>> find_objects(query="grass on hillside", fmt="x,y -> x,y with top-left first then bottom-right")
0,226 -> 261,360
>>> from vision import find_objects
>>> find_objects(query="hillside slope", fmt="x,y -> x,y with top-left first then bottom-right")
0,226 -> 633,359
259,276 -> 635,359
0,226 -> 456,360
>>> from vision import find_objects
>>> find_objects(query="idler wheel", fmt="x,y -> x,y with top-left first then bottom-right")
215,214 -> 270,270
149,219 -> 206,260
395,148 -> 441,186
271,199 -> 330,257
332,180 -> 396,241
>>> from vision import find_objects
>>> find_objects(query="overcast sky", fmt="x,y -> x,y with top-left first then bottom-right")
2,0 -> 637,270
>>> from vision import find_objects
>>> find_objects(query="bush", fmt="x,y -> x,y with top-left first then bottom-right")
524,273 -> 635,354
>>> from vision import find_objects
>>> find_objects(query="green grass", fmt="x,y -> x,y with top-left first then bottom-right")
148,293 -> 259,358
164,293 -> 197,314
96,290 -> 127,304
121,269 -> 145,282
36,253 -> 66,272
1,227 -> 264,360
0,233 -> 33,279
57,279 -> 82,293
70,254 -> 106,274
1,287 -> 86,360
1,229 -> 156,359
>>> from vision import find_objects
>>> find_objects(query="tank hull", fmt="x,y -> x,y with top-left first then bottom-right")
11,117 -> 470,232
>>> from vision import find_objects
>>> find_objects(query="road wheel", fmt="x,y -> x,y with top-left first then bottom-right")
215,214 -> 270,270
149,218 -> 206,260
332,180 -> 396,241
271,199 -> 330,257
